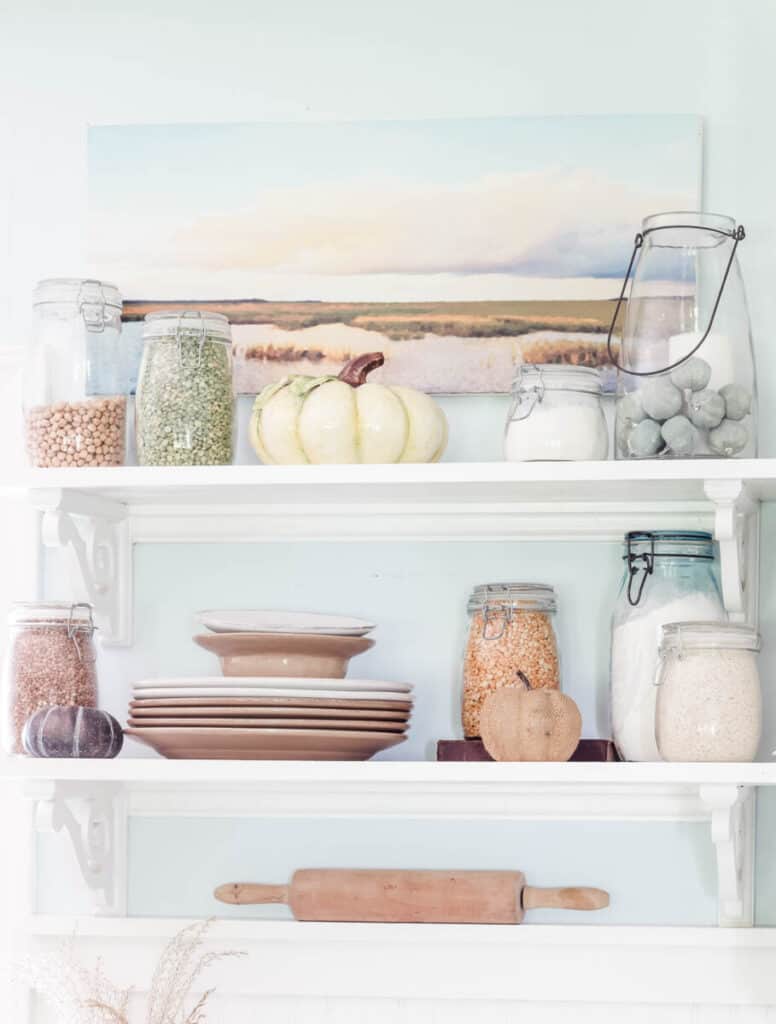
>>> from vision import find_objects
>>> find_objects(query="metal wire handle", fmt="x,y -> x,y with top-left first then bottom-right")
481,603 -> 513,640
174,310 -> 208,366
78,279 -> 108,334
510,364 -> 546,421
606,222 -> 746,378
66,602 -> 96,663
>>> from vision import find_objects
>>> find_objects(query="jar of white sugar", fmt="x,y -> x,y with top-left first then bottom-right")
656,622 -> 761,762
610,531 -> 725,762
504,365 -> 608,461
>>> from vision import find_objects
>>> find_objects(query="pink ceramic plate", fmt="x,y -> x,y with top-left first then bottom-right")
126,726 -> 406,760
129,696 -> 412,711
127,715 -> 407,732
129,702 -> 410,721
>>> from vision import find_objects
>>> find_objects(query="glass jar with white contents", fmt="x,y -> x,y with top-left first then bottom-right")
504,365 -> 608,461
656,622 -> 761,762
610,531 -> 725,762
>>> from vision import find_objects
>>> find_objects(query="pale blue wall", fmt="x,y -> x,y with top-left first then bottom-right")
32,529 -> 749,925
11,0 -> 776,925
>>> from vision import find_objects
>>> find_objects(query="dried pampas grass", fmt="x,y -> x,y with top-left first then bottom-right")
14,919 -> 244,1023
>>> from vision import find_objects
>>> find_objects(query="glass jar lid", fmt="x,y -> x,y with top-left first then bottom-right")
143,309 -> 232,344
467,583 -> 556,614
660,620 -> 760,654
9,601 -> 95,632
623,530 -> 715,560
33,278 -> 122,310
514,364 -> 603,396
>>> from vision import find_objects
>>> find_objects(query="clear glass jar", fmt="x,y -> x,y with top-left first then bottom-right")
656,622 -> 761,762
504,365 -> 608,461
612,212 -> 756,459
1,602 -> 98,754
136,310 -> 235,466
610,531 -> 725,761
24,278 -> 127,467
462,583 -> 559,738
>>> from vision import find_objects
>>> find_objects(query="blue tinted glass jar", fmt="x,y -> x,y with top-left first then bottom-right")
610,531 -> 725,761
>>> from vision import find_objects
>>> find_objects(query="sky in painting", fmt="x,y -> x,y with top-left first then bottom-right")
88,116 -> 702,301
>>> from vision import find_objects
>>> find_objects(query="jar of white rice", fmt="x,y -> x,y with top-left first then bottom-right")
655,621 -> 761,762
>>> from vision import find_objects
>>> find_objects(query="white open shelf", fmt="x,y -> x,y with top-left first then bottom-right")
21,919 -> 776,1007
16,457 -> 776,506
6,758 -> 772,927
4,756 -> 776,787
4,458 -> 770,928
11,458 -> 763,644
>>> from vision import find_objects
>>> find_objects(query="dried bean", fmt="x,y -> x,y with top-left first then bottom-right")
462,610 -> 559,737
2,623 -> 97,754
136,333 -> 234,466
25,397 -> 126,468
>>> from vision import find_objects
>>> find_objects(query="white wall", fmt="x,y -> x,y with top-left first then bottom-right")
2,0 -> 776,1019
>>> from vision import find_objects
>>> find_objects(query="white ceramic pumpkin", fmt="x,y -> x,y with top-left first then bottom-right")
249,353 -> 448,464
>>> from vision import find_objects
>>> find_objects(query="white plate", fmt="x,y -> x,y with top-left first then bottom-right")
133,676 -> 412,693
196,609 -> 375,636
132,687 -> 413,701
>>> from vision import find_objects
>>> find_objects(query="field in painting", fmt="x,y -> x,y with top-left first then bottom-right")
124,298 -> 625,393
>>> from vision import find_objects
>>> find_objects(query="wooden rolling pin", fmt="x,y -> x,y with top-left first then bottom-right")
214,869 -> 609,924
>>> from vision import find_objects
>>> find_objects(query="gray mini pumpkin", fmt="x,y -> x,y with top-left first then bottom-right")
22,706 -> 124,759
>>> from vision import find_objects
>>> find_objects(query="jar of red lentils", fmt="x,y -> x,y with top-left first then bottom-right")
462,583 -> 560,738
1,602 -> 98,754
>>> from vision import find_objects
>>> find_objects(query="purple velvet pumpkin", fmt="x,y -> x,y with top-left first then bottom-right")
22,706 -> 123,759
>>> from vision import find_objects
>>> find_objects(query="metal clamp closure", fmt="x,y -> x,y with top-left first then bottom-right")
481,602 -> 513,640
513,364 -> 545,421
66,602 -> 96,663
78,279 -> 108,334
174,310 -> 207,364
626,532 -> 655,606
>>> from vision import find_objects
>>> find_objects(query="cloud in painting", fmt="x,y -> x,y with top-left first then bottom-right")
158,168 -> 688,280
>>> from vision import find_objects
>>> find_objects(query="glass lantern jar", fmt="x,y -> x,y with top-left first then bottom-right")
24,279 -> 127,467
136,310 -> 235,466
462,583 -> 559,738
609,212 -> 756,459
504,365 -> 608,461
610,531 -> 725,761
656,622 -> 761,762
1,602 -> 98,754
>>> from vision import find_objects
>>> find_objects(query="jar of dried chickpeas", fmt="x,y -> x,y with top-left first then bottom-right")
1,602 -> 98,754
462,583 -> 560,738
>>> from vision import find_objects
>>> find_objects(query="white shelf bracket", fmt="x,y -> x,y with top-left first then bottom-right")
703,479 -> 758,622
27,779 -> 127,916
699,783 -> 755,927
35,488 -> 132,645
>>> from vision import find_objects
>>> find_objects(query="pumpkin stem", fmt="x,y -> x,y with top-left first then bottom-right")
515,670 -> 532,690
338,352 -> 385,386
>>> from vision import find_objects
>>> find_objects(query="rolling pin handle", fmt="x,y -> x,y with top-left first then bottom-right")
214,882 -> 290,906
521,886 -> 610,912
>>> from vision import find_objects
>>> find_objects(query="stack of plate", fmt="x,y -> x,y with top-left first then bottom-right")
125,676 -> 412,760
193,610 -> 377,679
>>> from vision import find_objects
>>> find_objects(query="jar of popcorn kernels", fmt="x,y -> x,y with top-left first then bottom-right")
23,279 -> 127,468
462,583 -> 560,738
1,602 -> 98,754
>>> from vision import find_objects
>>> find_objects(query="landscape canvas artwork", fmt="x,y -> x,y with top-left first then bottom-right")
88,116 -> 702,394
